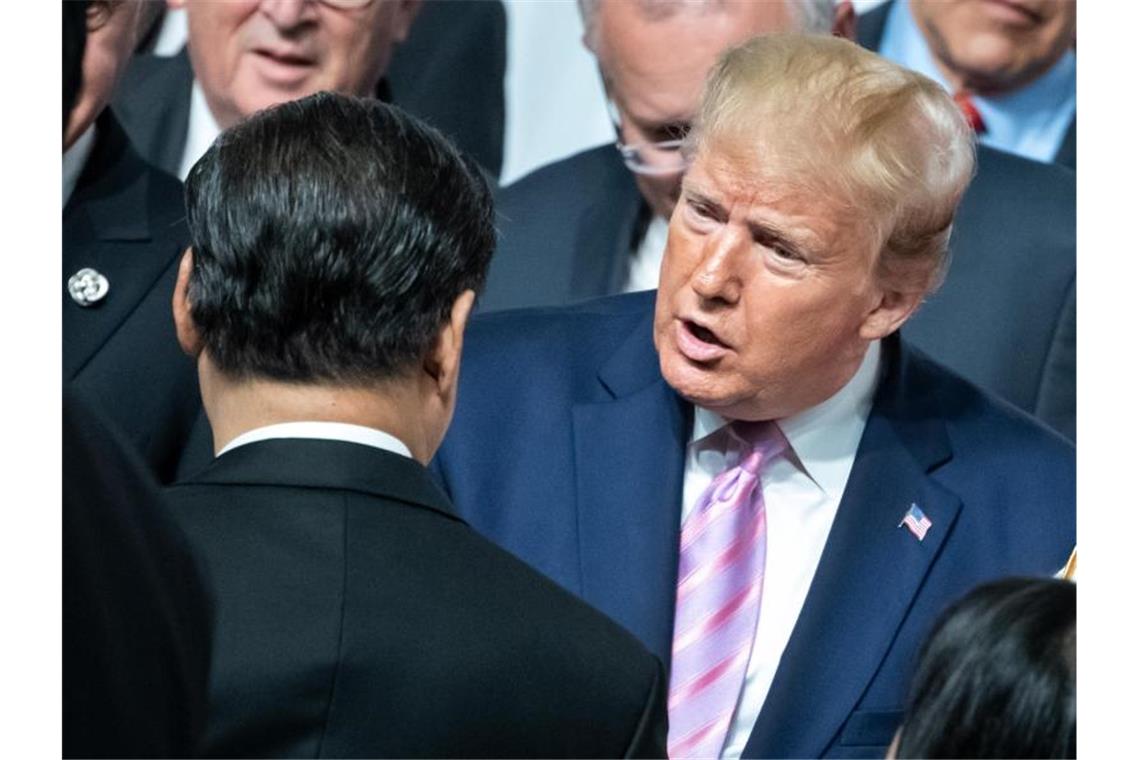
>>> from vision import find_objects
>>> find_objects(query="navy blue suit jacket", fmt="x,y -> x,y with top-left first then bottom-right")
481,143 -> 1075,440
434,291 -> 1075,758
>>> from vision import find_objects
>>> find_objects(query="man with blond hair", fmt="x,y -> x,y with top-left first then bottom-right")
434,34 -> 1074,759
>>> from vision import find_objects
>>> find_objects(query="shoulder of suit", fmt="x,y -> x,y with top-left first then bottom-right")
500,144 -> 631,203
904,341 -> 1075,461
470,291 -> 652,343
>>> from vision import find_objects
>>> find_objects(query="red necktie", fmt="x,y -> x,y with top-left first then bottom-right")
953,91 -> 987,134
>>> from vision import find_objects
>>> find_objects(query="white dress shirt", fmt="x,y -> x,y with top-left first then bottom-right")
623,214 -> 670,293
178,79 -> 224,180
63,124 -> 96,209
679,341 -> 882,760
877,0 -> 1076,165
217,421 -> 413,459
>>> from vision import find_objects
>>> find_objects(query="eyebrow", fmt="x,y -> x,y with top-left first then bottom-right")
682,186 -> 811,258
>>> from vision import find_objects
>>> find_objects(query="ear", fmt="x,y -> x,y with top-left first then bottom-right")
391,0 -> 423,44
858,285 -> 924,341
423,289 -> 477,397
172,248 -> 204,357
832,0 -> 857,42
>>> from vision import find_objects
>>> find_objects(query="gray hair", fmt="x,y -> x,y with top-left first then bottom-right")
578,0 -> 834,47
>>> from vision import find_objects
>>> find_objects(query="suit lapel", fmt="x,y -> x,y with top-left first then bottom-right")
570,155 -> 646,300
113,49 -> 194,177
743,339 -> 962,758
572,306 -> 690,661
63,114 -> 182,380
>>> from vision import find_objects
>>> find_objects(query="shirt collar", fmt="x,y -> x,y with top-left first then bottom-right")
218,421 -> 413,460
178,78 -> 224,180
62,124 -> 97,209
690,340 -> 882,499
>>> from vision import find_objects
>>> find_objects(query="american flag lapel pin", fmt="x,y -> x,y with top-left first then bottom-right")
899,503 -> 932,541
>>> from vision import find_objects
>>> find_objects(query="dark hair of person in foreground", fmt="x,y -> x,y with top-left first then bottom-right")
184,90 -> 495,382
895,576 -> 1076,759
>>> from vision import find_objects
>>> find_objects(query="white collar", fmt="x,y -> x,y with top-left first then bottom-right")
63,124 -> 97,209
217,421 -> 413,459
690,340 -> 882,498
178,79 -> 224,180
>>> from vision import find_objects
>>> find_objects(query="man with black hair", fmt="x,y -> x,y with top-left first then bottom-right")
64,0 -> 199,483
165,91 -> 667,758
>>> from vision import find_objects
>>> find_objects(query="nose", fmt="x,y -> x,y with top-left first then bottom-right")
690,228 -> 745,306
259,0 -> 317,30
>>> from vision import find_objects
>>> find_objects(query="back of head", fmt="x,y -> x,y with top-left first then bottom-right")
896,577 -> 1076,758
692,33 -> 976,295
184,91 -> 495,385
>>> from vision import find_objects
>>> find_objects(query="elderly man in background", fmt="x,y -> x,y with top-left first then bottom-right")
113,0 -> 422,179
434,34 -> 1074,759
480,0 -> 1075,441
859,0 -> 1076,169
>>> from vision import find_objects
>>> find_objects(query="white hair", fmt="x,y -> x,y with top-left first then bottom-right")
578,0 -> 835,46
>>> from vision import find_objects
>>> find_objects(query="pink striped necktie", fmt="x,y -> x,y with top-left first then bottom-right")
667,420 -> 787,759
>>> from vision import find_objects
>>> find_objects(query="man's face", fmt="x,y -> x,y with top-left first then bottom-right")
65,1 -> 143,150
653,138 -> 892,421
179,0 -> 419,129
911,0 -> 1076,95
592,1 -> 797,220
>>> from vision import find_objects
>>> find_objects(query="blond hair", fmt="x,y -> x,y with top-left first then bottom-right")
692,34 -> 976,293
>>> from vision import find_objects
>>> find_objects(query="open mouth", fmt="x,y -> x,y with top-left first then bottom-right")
253,48 -> 317,71
674,318 -> 730,363
687,321 -> 725,347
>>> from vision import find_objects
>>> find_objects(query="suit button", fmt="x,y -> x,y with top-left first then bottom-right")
68,267 -> 110,307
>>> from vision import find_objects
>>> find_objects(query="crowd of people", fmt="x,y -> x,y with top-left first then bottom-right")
62,1 -> 1077,758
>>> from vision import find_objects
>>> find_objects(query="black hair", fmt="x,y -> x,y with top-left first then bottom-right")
184,91 -> 496,384
63,1 -> 88,138
896,576 -> 1076,759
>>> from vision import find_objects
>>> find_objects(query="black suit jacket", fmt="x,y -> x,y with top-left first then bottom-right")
166,438 -> 667,758
856,0 -> 1076,170
114,0 -> 506,178
481,142 -> 1075,440
64,112 -> 200,483
63,389 -> 213,758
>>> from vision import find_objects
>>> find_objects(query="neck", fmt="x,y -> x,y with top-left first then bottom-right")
200,360 -> 438,464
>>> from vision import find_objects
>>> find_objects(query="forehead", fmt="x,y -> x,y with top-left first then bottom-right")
596,1 -> 794,122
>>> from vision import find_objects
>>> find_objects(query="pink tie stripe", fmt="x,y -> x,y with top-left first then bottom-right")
669,714 -> 734,758
672,580 -> 763,657
667,642 -> 753,710
675,506 -> 766,602
667,422 -> 784,759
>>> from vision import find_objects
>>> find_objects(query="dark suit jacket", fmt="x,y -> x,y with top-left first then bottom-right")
63,389 -> 213,758
856,0 -> 1076,170
166,438 -> 667,758
64,112 -> 200,483
432,290 -> 1075,759
480,142 -> 1075,440
114,0 -> 506,177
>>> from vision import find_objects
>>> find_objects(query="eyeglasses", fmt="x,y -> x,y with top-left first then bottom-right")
606,98 -> 692,177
